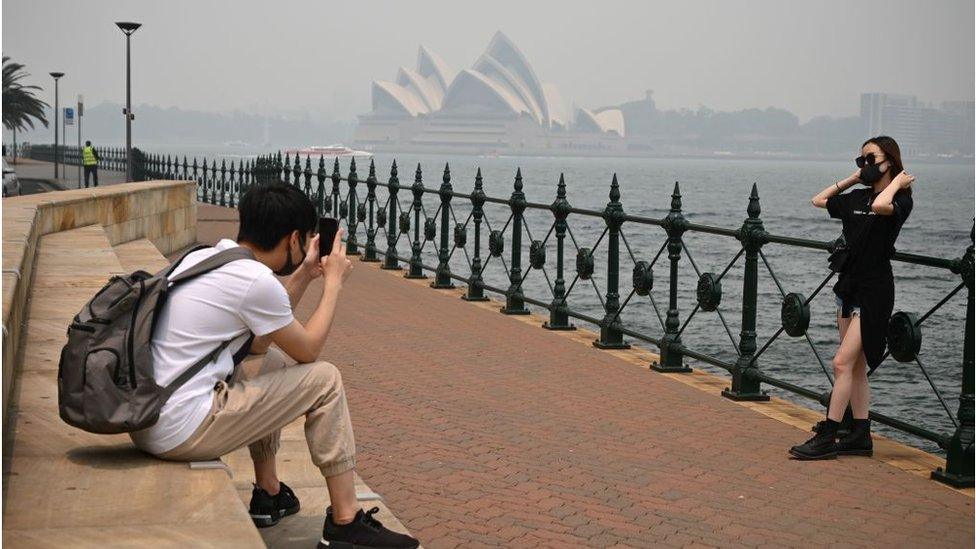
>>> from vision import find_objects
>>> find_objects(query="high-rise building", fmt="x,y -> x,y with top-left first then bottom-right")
860,93 -> 974,156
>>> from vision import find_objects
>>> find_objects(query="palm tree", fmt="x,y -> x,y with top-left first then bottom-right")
3,56 -> 49,163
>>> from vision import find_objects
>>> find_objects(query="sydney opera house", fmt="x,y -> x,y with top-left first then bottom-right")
353,32 -> 627,155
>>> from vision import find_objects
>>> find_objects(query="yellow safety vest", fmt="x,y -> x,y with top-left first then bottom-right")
82,146 -> 97,166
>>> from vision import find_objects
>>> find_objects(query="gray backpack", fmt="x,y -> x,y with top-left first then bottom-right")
58,245 -> 256,434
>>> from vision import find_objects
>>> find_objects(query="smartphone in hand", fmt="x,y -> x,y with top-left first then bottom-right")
319,217 -> 340,257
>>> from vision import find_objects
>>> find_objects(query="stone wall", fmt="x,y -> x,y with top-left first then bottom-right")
1,181 -> 196,422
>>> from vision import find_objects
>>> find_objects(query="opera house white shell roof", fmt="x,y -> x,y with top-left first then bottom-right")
577,107 -> 626,137
368,31 -> 618,135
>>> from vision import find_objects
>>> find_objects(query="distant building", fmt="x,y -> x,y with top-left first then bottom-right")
354,32 -> 626,155
860,93 -> 974,156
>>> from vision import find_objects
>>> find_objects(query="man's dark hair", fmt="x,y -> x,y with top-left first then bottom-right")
85,140 -> 91,146
237,183 -> 317,251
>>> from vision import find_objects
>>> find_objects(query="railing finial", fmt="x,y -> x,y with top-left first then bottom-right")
748,182 -> 761,219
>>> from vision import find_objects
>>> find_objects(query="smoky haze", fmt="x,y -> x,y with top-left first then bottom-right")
2,0 -> 973,146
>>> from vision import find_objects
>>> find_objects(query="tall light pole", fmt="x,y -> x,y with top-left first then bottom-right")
49,72 -> 64,178
115,21 -> 141,182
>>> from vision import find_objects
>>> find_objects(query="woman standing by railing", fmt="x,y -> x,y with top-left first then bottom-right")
790,136 -> 915,460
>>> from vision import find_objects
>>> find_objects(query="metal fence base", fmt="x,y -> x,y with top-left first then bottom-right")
931,468 -> 975,488
593,340 -> 631,350
650,362 -> 692,373
543,322 -> 576,331
721,388 -> 770,402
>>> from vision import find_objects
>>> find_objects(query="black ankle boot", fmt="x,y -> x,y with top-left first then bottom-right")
790,419 -> 840,460
836,419 -> 872,456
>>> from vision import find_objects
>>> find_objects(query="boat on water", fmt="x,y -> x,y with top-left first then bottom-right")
282,144 -> 373,158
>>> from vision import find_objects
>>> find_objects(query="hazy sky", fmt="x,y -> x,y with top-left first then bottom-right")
3,0 -> 973,122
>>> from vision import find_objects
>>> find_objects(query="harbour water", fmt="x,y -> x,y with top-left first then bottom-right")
156,144 -> 974,453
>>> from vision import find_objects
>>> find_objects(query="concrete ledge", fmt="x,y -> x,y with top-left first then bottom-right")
1,180 -> 197,427
3,224 -> 263,547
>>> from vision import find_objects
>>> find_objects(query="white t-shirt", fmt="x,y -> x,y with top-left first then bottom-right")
130,239 -> 294,454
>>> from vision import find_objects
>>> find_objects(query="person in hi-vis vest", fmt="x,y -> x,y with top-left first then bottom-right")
82,141 -> 100,188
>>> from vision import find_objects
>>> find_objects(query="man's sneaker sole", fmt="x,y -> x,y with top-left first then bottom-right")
250,503 -> 300,528
317,539 -> 420,549
788,448 -> 838,460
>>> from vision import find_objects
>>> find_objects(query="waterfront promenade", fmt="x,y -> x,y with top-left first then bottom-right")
7,157 -> 127,194
193,203 -> 973,548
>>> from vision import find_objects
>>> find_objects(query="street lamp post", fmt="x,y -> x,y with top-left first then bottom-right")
49,72 -> 64,179
115,21 -> 141,182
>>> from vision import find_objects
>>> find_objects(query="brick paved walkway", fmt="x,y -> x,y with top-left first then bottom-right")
197,205 -> 973,548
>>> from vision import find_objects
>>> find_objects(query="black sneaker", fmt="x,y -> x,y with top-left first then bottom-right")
249,482 -> 301,528
317,505 -> 420,549
836,418 -> 873,456
790,419 -> 840,460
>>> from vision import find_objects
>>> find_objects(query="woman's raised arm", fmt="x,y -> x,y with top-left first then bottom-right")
812,170 -> 861,209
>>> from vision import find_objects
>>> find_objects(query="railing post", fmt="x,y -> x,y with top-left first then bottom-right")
293,154 -> 302,188
347,158 -> 360,255
405,164 -> 427,279
431,163 -> 455,288
933,225 -> 975,487
303,155 -> 313,197
192,158 -> 200,202
238,160 -> 245,198
331,158 -> 341,218
594,175 -> 629,348
382,160 -> 402,270
544,173 -> 574,329
219,159 -> 227,207
463,168 -> 489,301
501,168 -> 529,315
210,159 -> 218,205
202,158 -> 210,203
723,183 -> 769,401
653,182 -> 691,372
316,156 -> 327,216
228,161 -> 237,209
362,159 -> 380,262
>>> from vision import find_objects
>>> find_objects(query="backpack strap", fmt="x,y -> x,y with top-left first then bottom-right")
161,338 -> 236,399
159,246 -> 258,399
163,244 -> 210,278
167,246 -> 256,286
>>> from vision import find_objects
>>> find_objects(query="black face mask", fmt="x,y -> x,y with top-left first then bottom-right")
858,163 -> 886,186
274,235 -> 306,276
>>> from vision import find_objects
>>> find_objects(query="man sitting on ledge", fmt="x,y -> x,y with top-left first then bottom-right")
130,183 -> 419,549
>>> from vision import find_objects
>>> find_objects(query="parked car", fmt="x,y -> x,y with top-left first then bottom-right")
2,159 -> 20,197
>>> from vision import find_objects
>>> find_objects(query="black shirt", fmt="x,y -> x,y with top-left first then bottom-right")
826,186 -> 913,279
825,185 -> 913,369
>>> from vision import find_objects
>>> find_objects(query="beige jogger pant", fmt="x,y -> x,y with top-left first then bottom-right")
157,349 -> 357,478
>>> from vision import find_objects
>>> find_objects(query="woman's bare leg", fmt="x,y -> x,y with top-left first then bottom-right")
828,315 -> 865,422
848,314 -> 870,419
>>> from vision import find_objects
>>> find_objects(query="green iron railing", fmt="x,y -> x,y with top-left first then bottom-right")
21,144 -> 129,177
27,146 -> 976,488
